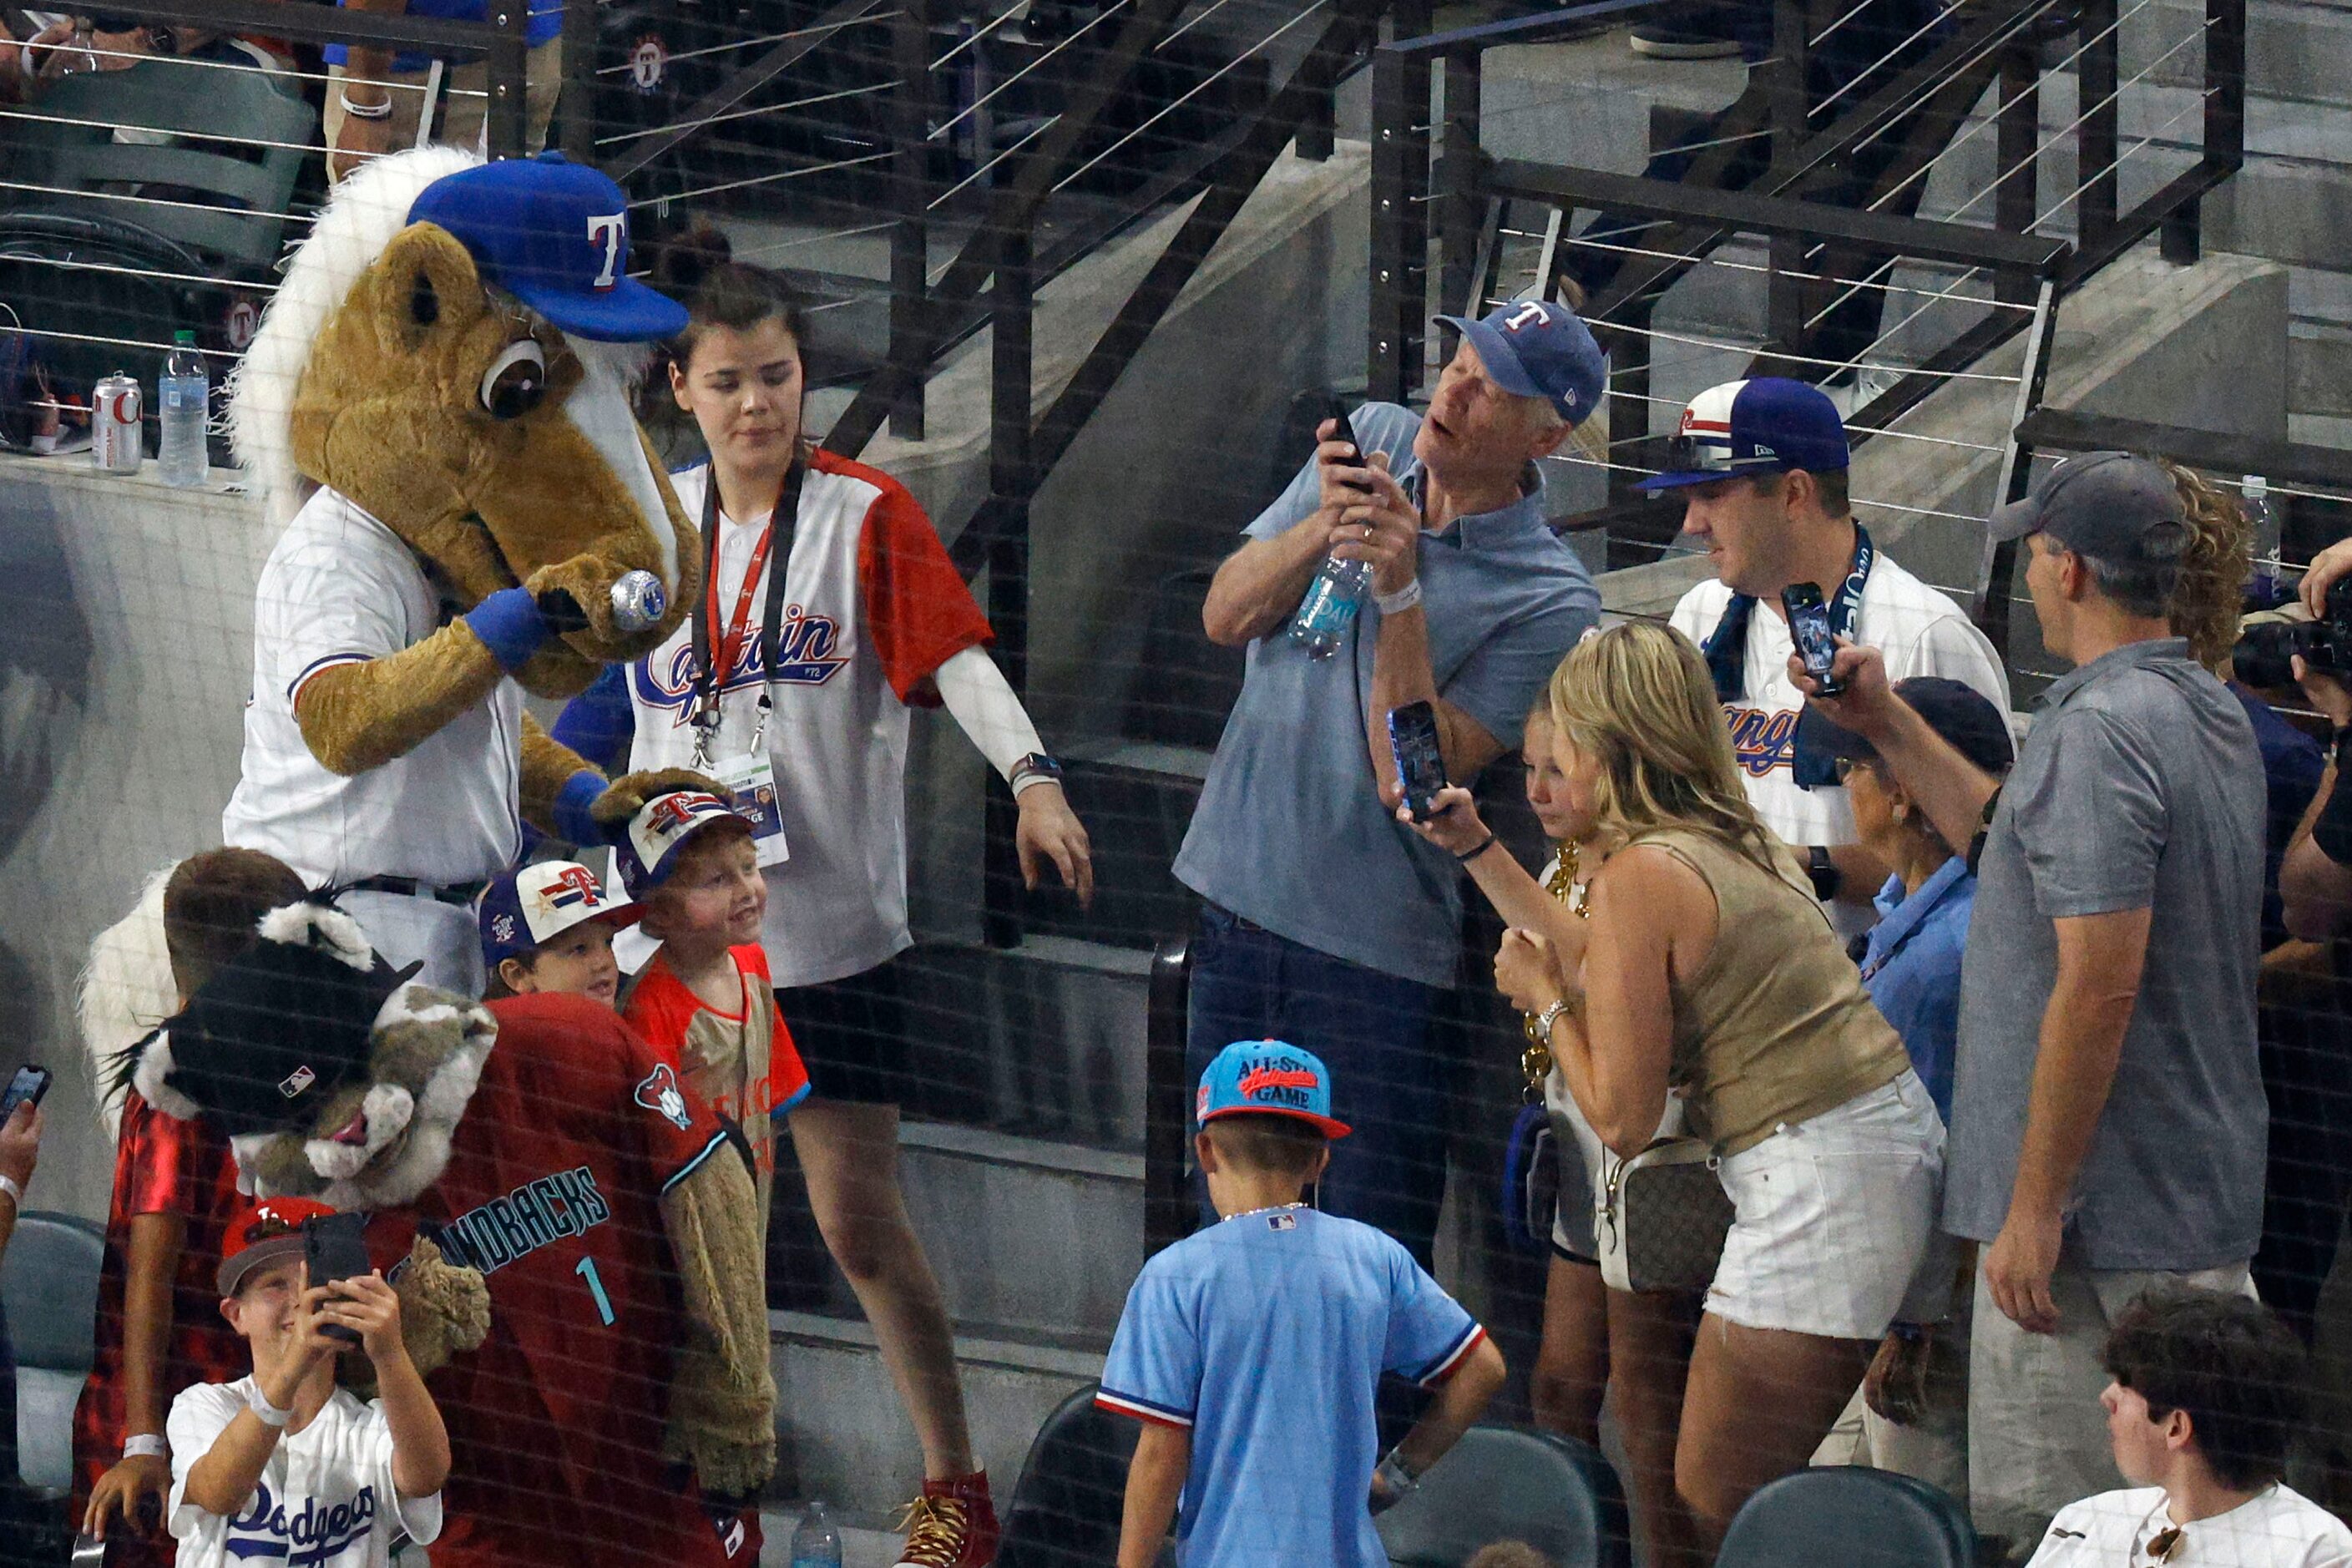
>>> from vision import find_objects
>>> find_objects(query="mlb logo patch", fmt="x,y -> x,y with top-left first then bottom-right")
1267,1211 -> 1298,1232
278,1065 -> 316,1100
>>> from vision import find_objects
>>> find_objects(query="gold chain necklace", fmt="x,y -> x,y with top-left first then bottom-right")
1520,841 -> 1591,1096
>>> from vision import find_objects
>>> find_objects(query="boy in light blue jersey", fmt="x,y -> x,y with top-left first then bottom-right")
1099,1040 -> 1506,1568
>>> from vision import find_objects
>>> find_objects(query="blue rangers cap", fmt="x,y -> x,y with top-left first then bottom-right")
1636,377 -> 1851,492
1196,1039 -> 1351,1139
1431,299 -> 1607,427
476,859 -> 643,970
407,151 -> 686,343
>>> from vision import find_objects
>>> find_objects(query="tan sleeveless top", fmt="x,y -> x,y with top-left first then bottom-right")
1630,827 -> 1909,1156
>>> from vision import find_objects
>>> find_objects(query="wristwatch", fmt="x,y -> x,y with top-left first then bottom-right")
1009,751 -> 1064,794
1806,844 -> 1844,902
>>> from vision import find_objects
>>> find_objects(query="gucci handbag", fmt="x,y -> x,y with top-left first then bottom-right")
1595,1136 -> 1734,1294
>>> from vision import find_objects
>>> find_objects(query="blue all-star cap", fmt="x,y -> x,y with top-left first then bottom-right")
1433,300 -> 1607,427
407,151 -> 687,343
1636,377 -> 1852,492
1196,1039 -> 1351,1139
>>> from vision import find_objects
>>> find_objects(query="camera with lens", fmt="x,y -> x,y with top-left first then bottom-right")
2235,576 -> 2352,690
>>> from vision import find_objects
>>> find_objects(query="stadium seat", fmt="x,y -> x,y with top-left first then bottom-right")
997,1382 -> 1173,1568
1714,1466 -> 1976,1568
1378,1425 -> 1631,1568
3,59 -> 313,272
0,1211 -> 104,1496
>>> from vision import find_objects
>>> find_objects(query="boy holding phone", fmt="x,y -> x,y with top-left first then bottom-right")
166,1198 -> 448,1568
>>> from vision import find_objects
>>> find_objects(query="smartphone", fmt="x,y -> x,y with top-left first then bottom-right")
302,1211 -> 374,1344
1388,700 -> 1449,822
1781,582 -> 1846,698
0,1065 -> 51,1120
1323,392 -> 1358,457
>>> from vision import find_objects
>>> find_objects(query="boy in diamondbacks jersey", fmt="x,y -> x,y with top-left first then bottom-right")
78,848 -> 311,1563
1100,1041 -> 1506,1568
618,792 -> 811,1222
475,859 -> 645,1008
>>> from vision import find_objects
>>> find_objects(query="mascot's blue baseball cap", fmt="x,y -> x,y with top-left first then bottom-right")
1636,377 -> 1850,492
1196,1039 -> 1351,1139
408,151 -> 687,343
1430,299 -> 1606,426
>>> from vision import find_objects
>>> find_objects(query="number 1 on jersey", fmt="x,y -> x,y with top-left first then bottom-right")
575,1256 -> 616,1325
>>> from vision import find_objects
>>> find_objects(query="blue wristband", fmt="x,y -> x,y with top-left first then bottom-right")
553,770 -> 607,847
465,586 -> 551,672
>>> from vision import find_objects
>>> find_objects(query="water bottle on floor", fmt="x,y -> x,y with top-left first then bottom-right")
158,330 -> 209,488
790,1500 -> 843,1568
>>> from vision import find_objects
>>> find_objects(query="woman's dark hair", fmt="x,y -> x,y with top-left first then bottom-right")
2103,1290 -> 2307,1491
647,216 -> 810,370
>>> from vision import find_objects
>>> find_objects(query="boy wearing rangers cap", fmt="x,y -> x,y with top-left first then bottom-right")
476,859 -> 644,1006
165,1198 -> 449,1568
1098,1041 -> 1505,1568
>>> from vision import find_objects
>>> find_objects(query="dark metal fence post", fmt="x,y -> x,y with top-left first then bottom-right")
2078,0 -> 2119,252
1992,43 -> 2040,296
1369,43 -> 1415,402
485,0 -> 529,159
1144,938 -> 1194,1257
981,226 -> 1034,950
891,0 -> 934,440
559,0 -> 594,164
1437,52 -> 1483,325
1763,0 -> 1808,366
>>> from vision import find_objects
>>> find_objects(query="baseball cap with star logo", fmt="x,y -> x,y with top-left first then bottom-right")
614,792 -> 756,898
1196,1039 -> 1351,1139
476,859 -> 644,969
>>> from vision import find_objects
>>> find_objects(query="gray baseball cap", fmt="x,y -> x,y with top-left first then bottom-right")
1988,451 -> 2185,560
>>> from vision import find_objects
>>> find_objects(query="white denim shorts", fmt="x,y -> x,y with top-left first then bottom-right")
1705,1071 -> 1947,1339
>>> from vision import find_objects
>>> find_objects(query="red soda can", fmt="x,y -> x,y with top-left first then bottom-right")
92,372 -> 143,473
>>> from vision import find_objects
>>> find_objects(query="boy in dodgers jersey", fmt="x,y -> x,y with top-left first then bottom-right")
1099,1042 -> 1505,1568
1645,378 -> 2008,933
166,1198 -> 447,1568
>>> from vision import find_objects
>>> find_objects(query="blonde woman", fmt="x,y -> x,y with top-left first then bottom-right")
1414,620 -> 1944,1552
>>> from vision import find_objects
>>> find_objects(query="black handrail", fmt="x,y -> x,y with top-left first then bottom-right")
1144,938 -> 1194,1259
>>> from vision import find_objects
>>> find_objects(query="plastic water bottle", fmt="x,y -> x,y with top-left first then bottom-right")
2243,474 -> 2283,604
1289,554 -> 1373,659
158,330 -> 209,488
789,1500 -> 843,1568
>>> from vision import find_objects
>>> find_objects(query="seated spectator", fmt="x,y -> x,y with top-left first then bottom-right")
2023,1292 -> 2350,1566
1459,620 -> 1944,1555
78,847 -> 310,1560
1405,695 -> 1699,1566
474,859 -> 642,1007
0,1094 -> 41,1265
1098,1040 -> 1505,1568
167,1198 -> 448,1568
1797,453 -> 2268,1560
322,0 -> 561,180
1803,678 -> 2016,1504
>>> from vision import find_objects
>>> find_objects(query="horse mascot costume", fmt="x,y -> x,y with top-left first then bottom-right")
74,148 -> 767,1567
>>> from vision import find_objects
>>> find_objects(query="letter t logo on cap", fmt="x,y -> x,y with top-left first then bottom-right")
587,214 -> 625,290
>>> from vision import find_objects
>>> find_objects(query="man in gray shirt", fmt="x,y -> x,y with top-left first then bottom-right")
1174,300 -> 1604,1264
1793,453 -> 2266,1559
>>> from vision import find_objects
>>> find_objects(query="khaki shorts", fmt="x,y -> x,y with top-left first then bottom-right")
325,33 -> 563,180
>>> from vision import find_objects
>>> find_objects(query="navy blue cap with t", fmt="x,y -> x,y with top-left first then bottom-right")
407,152 -> 687,343
1798,675 -> 2016,778
1636,377 -> 1851,492
1431,300 -> 1606,427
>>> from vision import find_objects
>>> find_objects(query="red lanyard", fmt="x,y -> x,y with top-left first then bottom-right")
705,521 -> 776,690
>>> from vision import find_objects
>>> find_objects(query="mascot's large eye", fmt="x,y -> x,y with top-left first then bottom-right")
479,339 -> 547,421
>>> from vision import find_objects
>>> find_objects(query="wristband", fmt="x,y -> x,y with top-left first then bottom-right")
1454,832 -> 1498,864
552,769 -> 608,847
0,1174 -> 21,1208
246,1386 -> 293,1429
336,91 -> 394,119
1374,579 -> 1424,616
463,585 -> 553,672
123,1434 -> 167,1460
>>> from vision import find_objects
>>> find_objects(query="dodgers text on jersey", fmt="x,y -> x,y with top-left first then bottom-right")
226,1476 -> 379,1566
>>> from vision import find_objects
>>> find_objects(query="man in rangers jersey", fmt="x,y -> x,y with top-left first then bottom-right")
557,229 -> 1091,1568
127,899 -> 774,1568
1643,377 -> 2010,936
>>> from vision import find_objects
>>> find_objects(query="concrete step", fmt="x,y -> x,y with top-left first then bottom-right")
770,1308 -> 1102,1518
2126,0 -> 2352,108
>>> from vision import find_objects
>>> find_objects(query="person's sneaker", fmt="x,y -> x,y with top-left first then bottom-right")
892,1472 -> 999,1568
1629,18 -> 1747,57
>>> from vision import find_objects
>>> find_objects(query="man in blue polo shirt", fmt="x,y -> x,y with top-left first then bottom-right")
1176,299 -> 1605,1264
324,0 -> 564,181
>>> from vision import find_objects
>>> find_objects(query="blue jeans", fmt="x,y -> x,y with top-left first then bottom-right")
1186,904 -> 1449,1267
